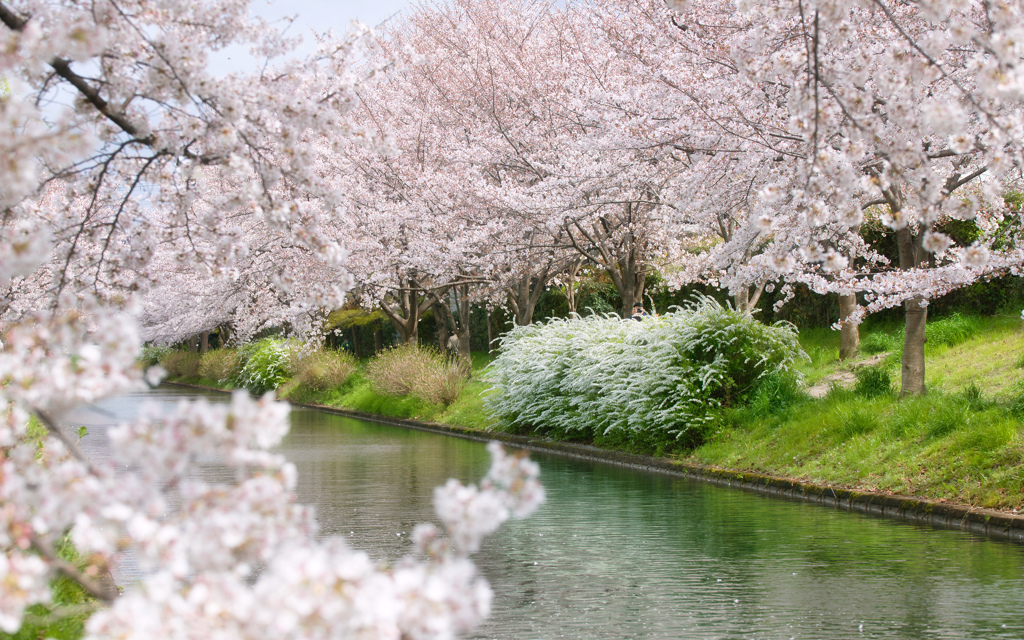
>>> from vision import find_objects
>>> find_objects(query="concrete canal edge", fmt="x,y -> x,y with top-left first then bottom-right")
166,381 -> 1024,543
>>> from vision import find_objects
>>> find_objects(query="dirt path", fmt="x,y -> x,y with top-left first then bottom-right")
805,352 -> 890,398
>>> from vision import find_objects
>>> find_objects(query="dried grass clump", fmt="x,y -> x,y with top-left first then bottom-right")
296,350 -> 357,391
199,349 -> 240,382
414,357 -> 471,407
366,345 -> 429,396
366,345 -> 469,406
161,351 -> 201,378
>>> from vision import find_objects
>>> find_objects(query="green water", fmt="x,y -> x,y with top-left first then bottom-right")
78,387 -> 1024,639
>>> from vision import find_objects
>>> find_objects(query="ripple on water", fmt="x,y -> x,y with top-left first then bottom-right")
74,388 -> 1024,640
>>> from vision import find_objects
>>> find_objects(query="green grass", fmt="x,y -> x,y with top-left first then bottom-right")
689,312 -> 1024,510
159,312 -> 1024,510
273,361 -> 496,428
0,539 -> 97,640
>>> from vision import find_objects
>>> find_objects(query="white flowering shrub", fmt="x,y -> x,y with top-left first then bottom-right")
229,339 -> 289,395
486,298 -> 805,451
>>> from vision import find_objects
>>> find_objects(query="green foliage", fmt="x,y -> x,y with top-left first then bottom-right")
487,297 -> 805,452
854,367 -> 894,399
855,314 -> 978,360
859,331 -> 900,355
743,373 -> 806,421
229,338 -> 288,394
926,312 -> 980,349
139,344 -> 171,367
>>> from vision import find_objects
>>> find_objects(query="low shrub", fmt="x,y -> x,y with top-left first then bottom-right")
199,349 -> 240,382
486,297 -> 805,450
366,345 -> 470,407
414,357 -> 471,407
160,351 -> 201,378
926,313 -> 980,349
159,350 -> 183,375
295,350 -> 357,392
744,372 -> 806,420
229,338 -> 288,394
140,344 -> 171,367
365,345 -> 427,396
853,367 -> 894,399
859,331 -> 899,355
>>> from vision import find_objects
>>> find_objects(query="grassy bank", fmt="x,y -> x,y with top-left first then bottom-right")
695,313 -> 1024,511
157,313 -> 1024,512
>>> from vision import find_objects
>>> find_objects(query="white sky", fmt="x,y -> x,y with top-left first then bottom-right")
212,0 -> 415,74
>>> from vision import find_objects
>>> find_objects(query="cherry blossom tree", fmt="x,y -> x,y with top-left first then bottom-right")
604,0 -> 1024,394
0,0 -> 547,636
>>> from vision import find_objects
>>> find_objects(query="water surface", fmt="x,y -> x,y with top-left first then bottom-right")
74,387 -> 1024,639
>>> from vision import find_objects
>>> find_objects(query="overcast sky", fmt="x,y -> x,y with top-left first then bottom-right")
212,0 -> 415,74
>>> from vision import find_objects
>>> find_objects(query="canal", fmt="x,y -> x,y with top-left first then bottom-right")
74,386 -> 1024,639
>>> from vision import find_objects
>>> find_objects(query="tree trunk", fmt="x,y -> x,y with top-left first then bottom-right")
507,268 -> 549,326
896,224 -> 928,397
187,336 -> 198,353
434,301 -> 450,352
379,278 -> 437,346
351,326 -> 361,359
901,296 -> 928,396
432,283 -> 472,361
732,282 -> 765,314
200,331 -> 210,354
838,293 -> 860,361
218,324 -> 232,348
487,308 -> 495,351
562,259 -> 583,315
733,288 -> 749,313
373,325 -> 382,354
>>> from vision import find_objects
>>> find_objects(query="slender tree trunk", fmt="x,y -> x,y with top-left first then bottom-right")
218,324 -> 231,348
200,331 -> 210,354
733,283 -> 765,314
434,301 -> 450,352
351,326 -> 361,359
563,259 -> 582,315
187,336 -> 198,353
432,284 -> 472,361
896,225 -> 928,396
838,293 -> 860,361
733,288 -> 749,313
373,325 -> 382,354
487,308 -> 495,351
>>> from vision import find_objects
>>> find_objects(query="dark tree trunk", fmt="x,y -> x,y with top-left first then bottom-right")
733,282 -> 766,315
506,267 -> 550,326
487,308 -> 495,351
379,277 -> 436,346
434,301 -> 450,352
432,283 -> 472,361
200,331 -> 210,354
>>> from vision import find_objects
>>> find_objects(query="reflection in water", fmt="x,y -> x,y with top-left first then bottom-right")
75,387 -> 1024,639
